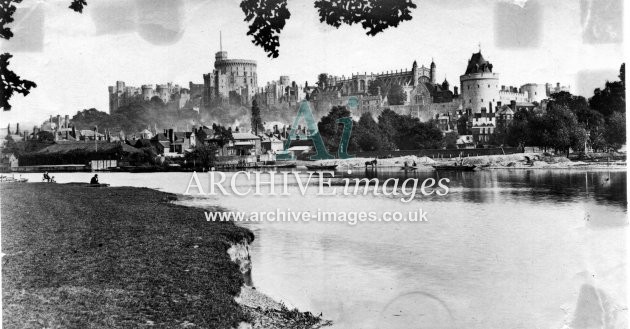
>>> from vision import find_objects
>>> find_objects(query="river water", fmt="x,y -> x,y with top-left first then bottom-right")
18,169 -> 627,328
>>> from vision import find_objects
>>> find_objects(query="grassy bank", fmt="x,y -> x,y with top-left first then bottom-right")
1,183 -> 255,328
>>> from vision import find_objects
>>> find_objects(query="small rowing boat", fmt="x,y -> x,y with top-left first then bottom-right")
432,164 -> 477,171
305,164 -> 338,171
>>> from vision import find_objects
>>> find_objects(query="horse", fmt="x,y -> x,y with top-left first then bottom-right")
365,159 -> 377,169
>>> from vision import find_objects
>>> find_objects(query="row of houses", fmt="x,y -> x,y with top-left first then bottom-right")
0,122 -> 298,171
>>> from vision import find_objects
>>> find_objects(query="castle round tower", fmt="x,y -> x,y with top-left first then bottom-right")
460,51 -> 500,114
141,84 -> 154,101
213,51 -> 258,101
520,83 -> 546,103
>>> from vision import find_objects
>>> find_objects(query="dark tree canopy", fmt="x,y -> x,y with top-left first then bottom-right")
314,0 -> 417,36
1,0 -> 21,39
387,84 -> 406,105
367,79 -> 384,96
317,73 -> 329,88
250,99 -> 264,135
1,53 -> 37,111
1,0 -> 419,109
240,0 -> 291,58
69,0 -> 87,13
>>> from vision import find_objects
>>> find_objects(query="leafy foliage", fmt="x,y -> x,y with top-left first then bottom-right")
250,99 -> 264,135
314,0 -> 416,36
387,83 -> 406,105
367,78 -> 384,96
68,0 -> 87,13
352,113 -> 382,151
604,111 -> 626,150
1,0 -> 21,39
444,131 -> 458,149
1,53 -> 36,111
240,0 -> 291,58
317,73 -> 328,88
69,101 -> 200,134
317,106 -> 353,153
185,143 -> 218,168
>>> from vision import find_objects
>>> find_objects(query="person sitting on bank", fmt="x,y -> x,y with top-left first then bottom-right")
43,171 -> 51,182
90,174 -> 99,184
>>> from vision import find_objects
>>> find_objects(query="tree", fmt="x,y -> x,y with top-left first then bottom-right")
317,73 -> 329,88
456,115 -> 469,135
353,113 -> 381,151
505,110 -> 530,150
68,0 -> 87,13
317,106 -> 352,153
387,84 -> 407,105
24,131 -> 55,153
589,63 -> 625,117
570,126 -> 589,153
2,0 -> 420,109
239,0 -> 417,57
2,135 -> 21,155
185,143 -> 218,168
60,0 -> 417,58
604,111 -> 625,150
377,109 -> 399,149
1,53 -> 37,111
367,79 -> 384,96
314,0 -> 417,36
240,0 -> 291,58
543,104 -> 580,155
250,100 -> 264,135
375,109 -> 443,150
210,124 -> 234,149
444,131 -> 458,149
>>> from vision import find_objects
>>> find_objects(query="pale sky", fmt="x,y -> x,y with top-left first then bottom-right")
1,0 -> 625,128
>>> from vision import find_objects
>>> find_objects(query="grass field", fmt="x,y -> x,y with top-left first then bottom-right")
1,182 -> 255,328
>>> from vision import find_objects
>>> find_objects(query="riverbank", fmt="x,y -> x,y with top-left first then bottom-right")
302,153 -> 625,170
1,183 -> 328,328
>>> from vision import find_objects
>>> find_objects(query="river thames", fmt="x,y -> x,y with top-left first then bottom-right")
19,169 -> 627,328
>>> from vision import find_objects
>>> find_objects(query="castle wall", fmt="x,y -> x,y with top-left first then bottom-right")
498,90 -> 527,104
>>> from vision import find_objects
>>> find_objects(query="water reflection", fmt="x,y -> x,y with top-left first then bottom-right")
14,169 -> 628,328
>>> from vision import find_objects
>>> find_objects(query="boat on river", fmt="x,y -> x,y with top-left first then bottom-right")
432,164 -> 477,171
0,175 -> 28,182
305,164 -> 338,171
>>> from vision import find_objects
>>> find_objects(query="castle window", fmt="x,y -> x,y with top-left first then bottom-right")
481,99 -> 483,102
477,84 -> 479,88
488,84 -> 490,88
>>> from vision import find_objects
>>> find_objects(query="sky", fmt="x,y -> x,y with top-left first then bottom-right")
1,0 -> 625,129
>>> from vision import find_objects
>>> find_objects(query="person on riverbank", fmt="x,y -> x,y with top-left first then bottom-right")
90,174 -> 99,184
43,172 -> 51,182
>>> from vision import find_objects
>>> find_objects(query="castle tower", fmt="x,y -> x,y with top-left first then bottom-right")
460,51 -> 499,114
430,59 -> 436,84
412,60 -> 419,86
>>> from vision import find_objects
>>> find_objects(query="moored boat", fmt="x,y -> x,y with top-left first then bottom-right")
432,164 -> 477,171
305,164 -> 338,171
